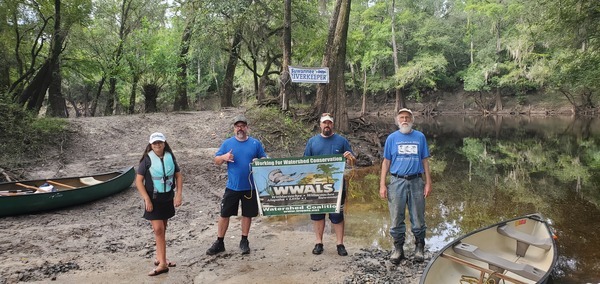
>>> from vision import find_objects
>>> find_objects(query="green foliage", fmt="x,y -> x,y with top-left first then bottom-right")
396,53 -> 448,98
460,137 -> 496,177
461,65 -> 488,92
245,106 -> 312,156
548,50 -> 600,95
0,98 -> 67,168
1,0 -> 599,114
459,134 -> 595,190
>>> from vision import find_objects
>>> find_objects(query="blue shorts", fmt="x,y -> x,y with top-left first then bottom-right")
310,188 -> 346,224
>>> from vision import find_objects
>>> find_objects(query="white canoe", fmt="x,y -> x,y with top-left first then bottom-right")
420,213 -> 557,284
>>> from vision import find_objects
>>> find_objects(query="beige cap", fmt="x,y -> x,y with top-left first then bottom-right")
398,108 -> 413,116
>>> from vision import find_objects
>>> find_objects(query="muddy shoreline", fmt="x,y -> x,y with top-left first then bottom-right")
1,110 -> 431,284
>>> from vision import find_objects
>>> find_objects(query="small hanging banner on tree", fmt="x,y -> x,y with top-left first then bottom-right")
288,66 -> 329,83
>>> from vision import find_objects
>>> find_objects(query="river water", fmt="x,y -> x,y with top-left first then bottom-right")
273,115 -> 600,283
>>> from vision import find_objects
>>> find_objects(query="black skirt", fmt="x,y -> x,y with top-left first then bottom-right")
143,198 -> 175,220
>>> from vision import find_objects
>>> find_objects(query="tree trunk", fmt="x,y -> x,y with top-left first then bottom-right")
361,68 -> 367,116
349,63 -> 359,108
494,89 -> 503,111
104,0 -> 132,116
325,0 -> 351,132
174,15 -> 195,111
258,76 -> 268,102
47,60 -> 68,117
251,57 -> 259,98
17,60 -> 52,113
314,0 -> 342,116
468,16 -> 474,64
279,0 -> 292,111
104,77 -> 117,115
143,83 -> 159,113
0,45 -> 9,94
47,0 -> 68,118
128,73 -> 139,114
17,0 -> 66,116
391,0 -> 405,112
221,30 -> 242,108
91,76 -> 106,117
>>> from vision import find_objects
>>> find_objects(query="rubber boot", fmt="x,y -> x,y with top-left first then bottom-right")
415,241 -> 425,262
389,242 -> 405,264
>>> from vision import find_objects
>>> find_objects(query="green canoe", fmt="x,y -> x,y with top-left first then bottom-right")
0,167 -> 135,217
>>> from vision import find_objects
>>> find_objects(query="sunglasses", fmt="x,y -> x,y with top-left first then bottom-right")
321,113 -> 332,117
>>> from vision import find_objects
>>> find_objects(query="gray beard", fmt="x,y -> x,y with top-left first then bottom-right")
399,124 -> 412,134
236,131 -> 247,140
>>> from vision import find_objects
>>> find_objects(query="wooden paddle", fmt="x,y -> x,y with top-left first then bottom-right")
46,180 -> 76,189
15,183 -> 40,192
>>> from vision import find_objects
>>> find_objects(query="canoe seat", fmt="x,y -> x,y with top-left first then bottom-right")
80,177 -> 103,186
497,224 -> 552,257
453,242 -> 545,282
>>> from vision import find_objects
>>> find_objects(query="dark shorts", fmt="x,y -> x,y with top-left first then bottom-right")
220,188 -> 259,218
310,188 -> 346,224
143,198 -> 175,220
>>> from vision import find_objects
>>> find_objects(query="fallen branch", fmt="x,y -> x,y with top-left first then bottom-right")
0,167 -> 13,182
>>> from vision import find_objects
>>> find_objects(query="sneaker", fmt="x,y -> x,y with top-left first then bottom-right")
336,244 -> 348,256
240,238 -> 250,255
206,240 -> 225,255
312,243 -> 324,255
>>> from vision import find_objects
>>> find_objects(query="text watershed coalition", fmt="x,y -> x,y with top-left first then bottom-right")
262,203 -> 337,212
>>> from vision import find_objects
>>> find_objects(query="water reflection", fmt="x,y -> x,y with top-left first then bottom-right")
267,115 -> 600,283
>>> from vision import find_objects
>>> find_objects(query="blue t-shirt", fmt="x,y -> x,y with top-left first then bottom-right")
304,133 -> 354,157
216,136 -> 267,191
383,129 -> 430,176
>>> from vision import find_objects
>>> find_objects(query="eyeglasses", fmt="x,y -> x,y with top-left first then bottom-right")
321,113 -> 331,117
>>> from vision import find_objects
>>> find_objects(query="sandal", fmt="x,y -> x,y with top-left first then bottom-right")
148,267 -> 169,276
154,260 -> 176,267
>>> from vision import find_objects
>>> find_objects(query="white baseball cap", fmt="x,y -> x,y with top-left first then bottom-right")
320,113 -> 334,123
149,132 -> 166,143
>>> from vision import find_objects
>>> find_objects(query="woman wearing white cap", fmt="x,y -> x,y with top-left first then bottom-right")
135,132 -> 183,276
